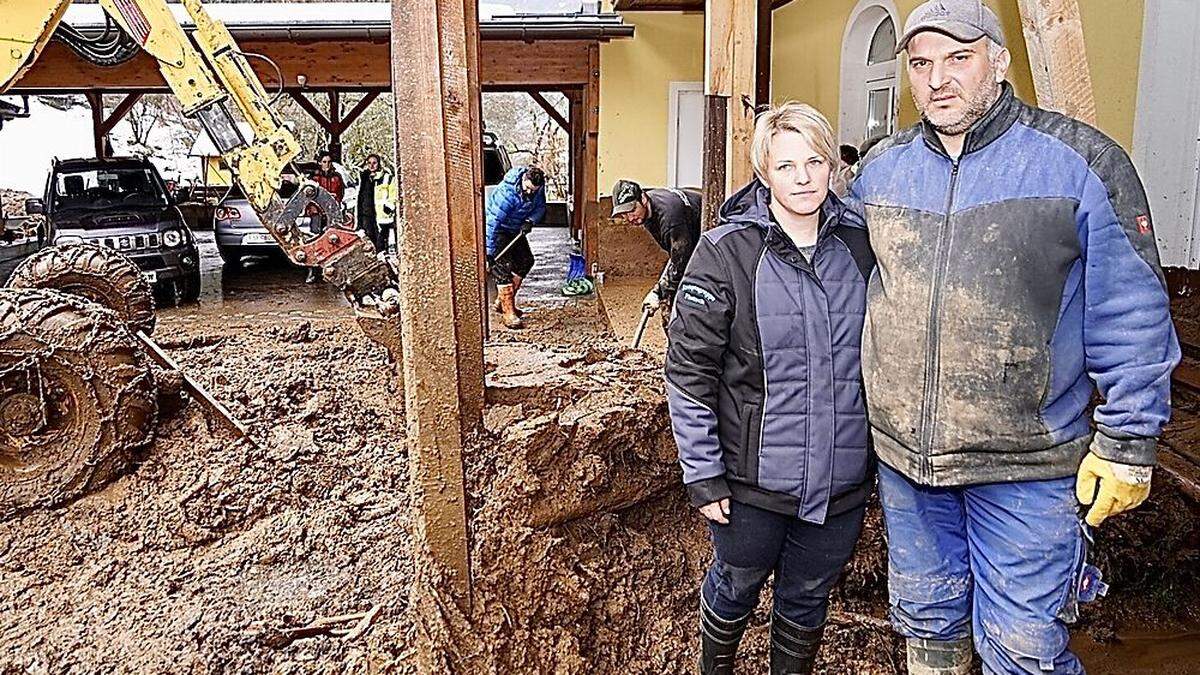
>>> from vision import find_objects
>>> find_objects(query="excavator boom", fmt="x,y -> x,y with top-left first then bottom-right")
0,0 -> 403,359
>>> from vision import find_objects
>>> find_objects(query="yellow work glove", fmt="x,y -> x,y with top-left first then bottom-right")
1075,452 -> 1152,527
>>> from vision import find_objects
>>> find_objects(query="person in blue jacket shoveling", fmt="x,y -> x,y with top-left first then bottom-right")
485,165 -> 547,329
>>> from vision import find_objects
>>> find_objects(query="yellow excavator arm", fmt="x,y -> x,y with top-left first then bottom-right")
0,0 -> 402,358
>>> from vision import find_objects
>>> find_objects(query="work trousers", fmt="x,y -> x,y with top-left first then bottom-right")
488,229 -> 535,285
702,499 -> 866,630
878,462 -> 1087,674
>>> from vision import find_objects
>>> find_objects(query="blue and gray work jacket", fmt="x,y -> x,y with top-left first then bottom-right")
666,181 -> 875,524
850,82 -> 1180,486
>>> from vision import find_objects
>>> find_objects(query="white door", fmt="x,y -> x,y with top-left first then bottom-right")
668,82 -> 704,189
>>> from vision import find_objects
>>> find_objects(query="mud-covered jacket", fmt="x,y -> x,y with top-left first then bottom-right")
849,83 -> 1180,487
665,181 -> 875,524
643,187 -> 702,297
485,167 -> 546,255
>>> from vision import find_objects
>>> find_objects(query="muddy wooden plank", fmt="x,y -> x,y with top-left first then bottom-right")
390,0 -> 477,621
1016,0 -> 1097,124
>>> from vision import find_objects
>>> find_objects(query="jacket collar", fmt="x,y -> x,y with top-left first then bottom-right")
920,81 -> 1021,159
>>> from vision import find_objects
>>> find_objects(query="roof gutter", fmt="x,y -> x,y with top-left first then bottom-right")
206,24 -> 634,41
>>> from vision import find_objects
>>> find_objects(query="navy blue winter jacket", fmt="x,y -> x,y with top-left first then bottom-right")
485,167 -> 546,255
850,83 -> 1180,486
666,180 -> 875,524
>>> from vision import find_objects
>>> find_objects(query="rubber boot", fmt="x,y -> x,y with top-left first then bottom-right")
498,284 -> 523,329
770,612 -> 824,675
492,278 -> 525,318
906,637 -> 974,675
511,275 -> 525,318
699,596 -> 749,675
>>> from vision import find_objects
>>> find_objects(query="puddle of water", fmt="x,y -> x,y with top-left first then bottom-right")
1073,629 -> 1200,674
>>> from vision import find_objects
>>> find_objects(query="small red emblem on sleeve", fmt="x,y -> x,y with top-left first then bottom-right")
1136,215 -> 1151,234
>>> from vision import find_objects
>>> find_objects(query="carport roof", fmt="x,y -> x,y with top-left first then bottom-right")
63,2 -> 635,41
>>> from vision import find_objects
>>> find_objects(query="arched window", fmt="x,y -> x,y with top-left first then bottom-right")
839,1 -> 901,150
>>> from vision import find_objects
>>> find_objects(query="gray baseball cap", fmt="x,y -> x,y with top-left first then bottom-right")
896,0 -> 1006,54
611,179 -> 644,216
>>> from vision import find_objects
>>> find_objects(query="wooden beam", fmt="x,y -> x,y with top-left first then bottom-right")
700,96 -> 727,232
12,38 -> 591,92
528,91 -> 570,133
450,0 -> 487,427
98,92 -> 144,137
581,43 -> 601,268
287,91 -> 333,131
86,92 -> 105,159
328,91 -> 343,161
702,0 -> 733,230
755,0 -> 772,108
728,0 -> 758,191
390,0 -> 479,631
1015,0 -> 1097,125
333,91 -> 381,134
568,89 -> 585,242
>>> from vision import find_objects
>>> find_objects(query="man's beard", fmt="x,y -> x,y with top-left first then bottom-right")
920,76 -> 1001,136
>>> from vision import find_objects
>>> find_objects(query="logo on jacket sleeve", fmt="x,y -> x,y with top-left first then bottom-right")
1136,214 -> 1152,235
680,283 -> 717,307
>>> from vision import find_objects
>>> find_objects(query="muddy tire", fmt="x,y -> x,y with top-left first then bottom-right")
8,244 -> 156,336
0,288 -> 158,521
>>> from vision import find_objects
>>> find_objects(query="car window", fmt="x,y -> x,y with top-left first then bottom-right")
52,167 -> 166,212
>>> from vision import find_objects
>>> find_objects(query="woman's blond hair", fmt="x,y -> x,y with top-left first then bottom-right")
750,102 -> 838,182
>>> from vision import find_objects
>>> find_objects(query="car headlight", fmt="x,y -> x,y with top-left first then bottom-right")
55,235 -> 84,246
162,230 -> 183,248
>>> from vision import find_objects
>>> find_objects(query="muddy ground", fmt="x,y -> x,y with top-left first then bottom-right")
2,252 -> 1199,673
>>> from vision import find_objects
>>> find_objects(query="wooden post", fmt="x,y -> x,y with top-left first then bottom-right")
327,91 -> 343,161
755,0 -> 772,109
582,43 -> 600,268
568,89 -> 584,243
728,0 -> 759,192
454,0 -> 487,428
1015,0 -> 1097,125
390,0 -> 481,634
702,0 -> 732,231
86,92 -> 106,159
703,0 -> 756,226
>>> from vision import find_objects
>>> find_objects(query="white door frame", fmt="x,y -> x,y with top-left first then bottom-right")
667,80 -> 704,188
1133,0 -> 1200,268
839,0 -> 902,146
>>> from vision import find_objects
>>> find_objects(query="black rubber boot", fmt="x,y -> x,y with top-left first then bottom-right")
906,637 -> 974,675
699,596 -> 750,675
769,612 -> 824,675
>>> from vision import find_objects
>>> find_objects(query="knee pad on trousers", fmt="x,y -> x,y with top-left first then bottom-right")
906,637 -> 973,675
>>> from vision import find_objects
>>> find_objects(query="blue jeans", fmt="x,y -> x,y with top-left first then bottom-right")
878,462 -> 1086,674
701,499 -> 866,628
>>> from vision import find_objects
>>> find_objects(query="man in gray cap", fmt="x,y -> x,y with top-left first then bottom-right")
611,179 -> 702,333
850,1 -> 1179,673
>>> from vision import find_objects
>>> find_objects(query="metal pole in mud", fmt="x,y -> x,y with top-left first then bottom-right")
390,0 -> 483,648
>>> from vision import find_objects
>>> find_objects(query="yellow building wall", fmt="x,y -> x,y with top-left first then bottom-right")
595,0 -> 1146,191
770,0 -> 1144,149
598,11 -> 705,194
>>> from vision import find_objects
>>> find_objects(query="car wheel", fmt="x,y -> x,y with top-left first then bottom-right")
219,245 -> 242,267
180,266 -> 202,304
7,244 -> 156,336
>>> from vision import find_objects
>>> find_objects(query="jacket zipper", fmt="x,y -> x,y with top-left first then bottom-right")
917,159 -> 960,483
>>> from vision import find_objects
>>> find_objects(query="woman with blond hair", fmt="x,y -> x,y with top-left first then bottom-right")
665,102 -> 874,674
